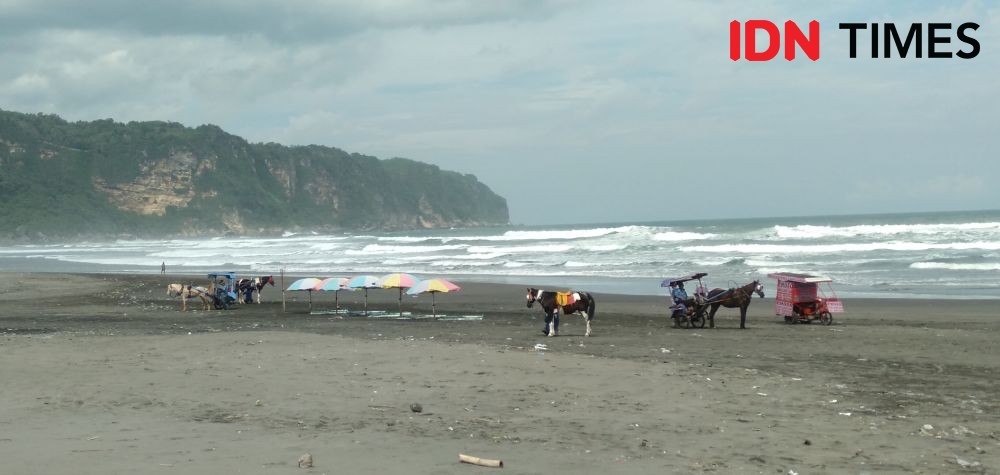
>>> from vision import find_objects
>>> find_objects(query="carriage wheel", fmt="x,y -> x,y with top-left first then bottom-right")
819,312 -> 833,325
213,298 -> 224,310
690,309 -> 706,329
784,316 -> 796,324
673,313 -> 690,329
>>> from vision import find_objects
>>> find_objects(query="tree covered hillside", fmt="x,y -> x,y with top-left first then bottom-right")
0,109 -> 509,239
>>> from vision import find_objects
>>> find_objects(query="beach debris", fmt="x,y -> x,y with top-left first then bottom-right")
803,439 -> 812,446
533,343 -> 547,351
660,348 -> 671,354
255,400 -> 262,407
919,424 -> 935,436
410,403 -> 423,413
459,453 -> 503,468
952,455 -> 981,469
839,412 -> 852,416
297,453 -> 313,468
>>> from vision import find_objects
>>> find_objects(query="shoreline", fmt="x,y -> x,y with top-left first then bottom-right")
2,265 -> 998,300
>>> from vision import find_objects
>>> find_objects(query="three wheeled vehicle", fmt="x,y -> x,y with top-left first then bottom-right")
207,272 -> 239,310
661,272 -> 709,329
768,272 -> 844,325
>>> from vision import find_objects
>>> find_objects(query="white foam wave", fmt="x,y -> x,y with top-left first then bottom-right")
425,226 -> 647,243
582,244 -> 628,252
345,244 -> 467,255
652,231 -> 717,241
774,222 -> 1000,239
467,244 -> 573,254
682,241 -> 1000,254
910,262 -> 1000,271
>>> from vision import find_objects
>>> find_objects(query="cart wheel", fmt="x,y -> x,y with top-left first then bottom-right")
784,316 -> 796,324
819,312 -> 833,325
213,298 -> 224,310
691,310 -> 706,329
673,313 -> 690,329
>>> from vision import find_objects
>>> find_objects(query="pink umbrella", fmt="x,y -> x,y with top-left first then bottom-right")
315,277 -> 351,310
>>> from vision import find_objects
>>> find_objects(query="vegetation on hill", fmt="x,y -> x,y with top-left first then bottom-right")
0,109 -> 509,240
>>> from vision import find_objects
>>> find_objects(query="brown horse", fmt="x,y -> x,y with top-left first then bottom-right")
706,280 -> 765,329
167,284 -> 211,311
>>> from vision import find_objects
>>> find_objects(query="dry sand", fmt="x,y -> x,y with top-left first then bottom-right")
0,272 -> 998,474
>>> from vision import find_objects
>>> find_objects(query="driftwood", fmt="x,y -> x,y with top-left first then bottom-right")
459,453 -> 503,468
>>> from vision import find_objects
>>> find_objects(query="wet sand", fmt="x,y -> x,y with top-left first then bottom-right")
1,272 -> 998,474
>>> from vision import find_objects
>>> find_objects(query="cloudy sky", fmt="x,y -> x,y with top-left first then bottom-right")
2,0 -> 998,224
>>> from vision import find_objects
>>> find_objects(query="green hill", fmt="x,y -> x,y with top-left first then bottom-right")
0,109 -> 509,240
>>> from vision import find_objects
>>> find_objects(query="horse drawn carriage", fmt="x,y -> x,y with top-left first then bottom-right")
207,272 -> 239,310
768,272 -> 843,325
661,273 -> 709,328
662,273 -> 766,329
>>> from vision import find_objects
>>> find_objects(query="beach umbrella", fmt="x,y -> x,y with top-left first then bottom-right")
379,273 -> 419,317
315,277 -> 351,310
286,277 -> 323,312
347,275 -> 381,316
406,278 -> 461,317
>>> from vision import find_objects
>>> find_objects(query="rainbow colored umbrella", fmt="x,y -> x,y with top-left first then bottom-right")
315,277 -> 351,310
286,277 -> 323,311
406,278 -> 461,317
347,275 -> 381,316
379,273 -> 419,317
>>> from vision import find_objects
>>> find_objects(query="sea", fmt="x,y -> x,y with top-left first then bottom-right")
2,209 -> 999,299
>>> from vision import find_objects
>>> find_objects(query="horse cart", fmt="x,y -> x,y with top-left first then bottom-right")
768,272 -> 843,325
661,273 -> 709,328
207,272 -> 239,310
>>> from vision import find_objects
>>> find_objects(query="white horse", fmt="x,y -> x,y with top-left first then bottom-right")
167,284 -> 211,311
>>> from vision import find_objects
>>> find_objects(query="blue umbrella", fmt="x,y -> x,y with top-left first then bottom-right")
347,275 -> 381,315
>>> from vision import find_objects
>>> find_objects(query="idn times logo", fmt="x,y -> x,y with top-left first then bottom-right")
730,20 -> 981,61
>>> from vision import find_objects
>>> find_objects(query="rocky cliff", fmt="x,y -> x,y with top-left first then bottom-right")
0,110 -> 509,239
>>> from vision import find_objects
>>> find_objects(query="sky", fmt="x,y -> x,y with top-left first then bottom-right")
1,0 -> 998,225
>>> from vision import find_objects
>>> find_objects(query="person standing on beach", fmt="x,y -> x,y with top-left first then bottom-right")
161,262 -> 166,275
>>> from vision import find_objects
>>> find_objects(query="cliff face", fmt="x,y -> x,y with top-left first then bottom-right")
0,110 -> 509,239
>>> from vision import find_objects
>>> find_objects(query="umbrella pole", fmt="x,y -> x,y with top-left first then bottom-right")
308,290 -> 313,313
335,290 -> 339,310
432,292 -> 436,318
364,289 -> 369,316
398,287 -> 403,317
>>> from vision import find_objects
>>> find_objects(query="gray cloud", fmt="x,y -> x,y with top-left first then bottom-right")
1,0 -> 998,224
0,0 -> 582,41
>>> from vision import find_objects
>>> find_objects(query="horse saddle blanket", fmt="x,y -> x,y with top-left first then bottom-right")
556,292 -> 580,307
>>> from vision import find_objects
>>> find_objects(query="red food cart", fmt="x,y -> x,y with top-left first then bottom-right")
768,272 -> 844,325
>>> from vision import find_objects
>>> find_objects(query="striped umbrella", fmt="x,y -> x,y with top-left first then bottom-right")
347,275 -> 381,316
406,278 -> 461,317
286,277 -> 323,312
315,277 -> 351,310
379,273 -> 419,317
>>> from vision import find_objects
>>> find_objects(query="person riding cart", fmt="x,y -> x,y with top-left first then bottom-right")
661,273 -> 708,329
671,281 -> 690,316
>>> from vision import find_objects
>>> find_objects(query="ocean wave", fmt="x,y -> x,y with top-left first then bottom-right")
681,241 -> 1000,254
344,244 -> 468,255
774,222 -> 1000,240
467,244 -> 574,254
652,231 -> 717,241
910,262 -> 1000,271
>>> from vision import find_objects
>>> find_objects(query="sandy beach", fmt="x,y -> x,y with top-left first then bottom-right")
1,272 -> 998,474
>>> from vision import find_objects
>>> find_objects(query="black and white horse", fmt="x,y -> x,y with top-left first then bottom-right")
526,288 -> 597,337
236,276 -> 275,304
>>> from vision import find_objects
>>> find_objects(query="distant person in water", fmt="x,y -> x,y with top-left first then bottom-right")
161,262 -> 166,275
